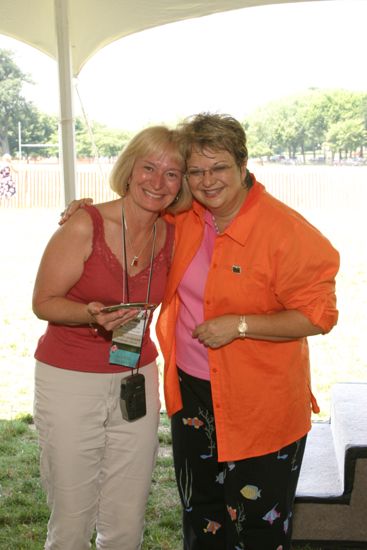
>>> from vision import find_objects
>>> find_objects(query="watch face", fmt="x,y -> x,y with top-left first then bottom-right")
238,318 -> 248,336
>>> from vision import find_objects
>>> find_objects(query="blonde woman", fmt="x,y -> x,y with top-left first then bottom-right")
32,126 -> 190,550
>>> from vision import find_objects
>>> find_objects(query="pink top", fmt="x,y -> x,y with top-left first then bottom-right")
35,204 -> 174,373
176,210 -> 216,380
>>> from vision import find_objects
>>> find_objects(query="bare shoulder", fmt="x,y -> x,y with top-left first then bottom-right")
39,207 -> 94,264
94,199 -> 121,223
54,207 -> 93,243
92,200 -> 122,236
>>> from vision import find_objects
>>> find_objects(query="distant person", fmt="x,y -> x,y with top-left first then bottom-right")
32,126 -> 190,550
0,153 -> 17,198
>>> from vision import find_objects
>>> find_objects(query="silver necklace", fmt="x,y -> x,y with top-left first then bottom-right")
121,205 -> 156,307
123,206 -> 156,267
212,214 -> 221,234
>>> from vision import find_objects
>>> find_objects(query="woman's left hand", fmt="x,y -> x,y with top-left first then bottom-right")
192,315 -> 239,348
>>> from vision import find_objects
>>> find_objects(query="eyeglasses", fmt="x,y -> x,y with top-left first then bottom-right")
186,164 -> 234,181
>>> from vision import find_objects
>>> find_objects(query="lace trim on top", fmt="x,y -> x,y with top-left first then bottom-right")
84,204 -> 173,296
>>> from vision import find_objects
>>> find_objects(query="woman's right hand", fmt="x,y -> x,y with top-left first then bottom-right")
59,198 -> 94,225
87,302 -> 139,332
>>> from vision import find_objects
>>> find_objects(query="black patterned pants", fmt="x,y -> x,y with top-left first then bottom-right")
171,368 -> 307,550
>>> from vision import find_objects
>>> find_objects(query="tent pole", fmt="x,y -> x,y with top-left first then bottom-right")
54,0 -> 76,205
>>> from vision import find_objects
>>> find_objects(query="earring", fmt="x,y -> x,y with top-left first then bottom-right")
173,189 -> 181,203
122,182 -> 130,196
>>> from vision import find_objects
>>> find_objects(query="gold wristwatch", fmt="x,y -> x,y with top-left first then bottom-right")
238,315 -> 248,338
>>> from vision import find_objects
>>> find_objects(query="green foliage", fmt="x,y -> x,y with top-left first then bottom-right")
75,117 -> 133,158
0,49 -> 131,160
0,48 -> 58,157
0,49 -> 31,155
246,89 -> 367,160
15,109 -> 58,158
326,118 -> 366,156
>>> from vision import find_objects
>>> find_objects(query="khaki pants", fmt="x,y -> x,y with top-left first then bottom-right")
34,361 -> 160,550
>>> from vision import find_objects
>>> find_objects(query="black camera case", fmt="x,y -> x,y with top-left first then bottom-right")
120,373 -> 146,421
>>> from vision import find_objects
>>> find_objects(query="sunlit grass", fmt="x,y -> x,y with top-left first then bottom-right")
0,414 -> 326,550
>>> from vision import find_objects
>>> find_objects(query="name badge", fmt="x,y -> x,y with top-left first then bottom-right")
109,310 -> 151,368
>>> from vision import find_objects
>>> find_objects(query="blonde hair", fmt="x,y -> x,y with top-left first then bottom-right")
109,126 -> 192,214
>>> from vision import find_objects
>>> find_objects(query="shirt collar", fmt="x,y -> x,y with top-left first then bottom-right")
192,175 -> 265,243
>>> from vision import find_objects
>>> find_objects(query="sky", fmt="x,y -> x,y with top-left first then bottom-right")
0,0 -> 366,131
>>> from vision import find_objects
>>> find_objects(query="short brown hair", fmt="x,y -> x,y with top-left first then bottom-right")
178,112 -> 248,167
109,125 -> 192,214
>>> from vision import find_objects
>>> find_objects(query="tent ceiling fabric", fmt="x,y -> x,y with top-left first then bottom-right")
1,0 -> 319,76
0,0 -> 322,204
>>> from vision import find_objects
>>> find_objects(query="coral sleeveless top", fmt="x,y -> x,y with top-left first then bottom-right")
35,204 -> 174,373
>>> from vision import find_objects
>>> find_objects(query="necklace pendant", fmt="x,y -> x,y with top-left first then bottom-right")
131,255 -> 138,267
212,215 -> 220,234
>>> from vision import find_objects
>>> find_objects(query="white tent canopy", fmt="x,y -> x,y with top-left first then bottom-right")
0,0 -> 321,204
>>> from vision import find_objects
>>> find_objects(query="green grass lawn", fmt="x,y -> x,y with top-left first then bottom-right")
0,413 -> 360,550
0,414 -> 183,550
0,414 -> 181,550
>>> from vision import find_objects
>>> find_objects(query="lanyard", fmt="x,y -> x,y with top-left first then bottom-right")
121,203 -> 156,371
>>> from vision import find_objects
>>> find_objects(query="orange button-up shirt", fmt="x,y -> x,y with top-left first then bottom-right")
157,178 -> 339,461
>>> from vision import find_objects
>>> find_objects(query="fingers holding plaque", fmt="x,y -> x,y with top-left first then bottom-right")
101,303 -> 156,313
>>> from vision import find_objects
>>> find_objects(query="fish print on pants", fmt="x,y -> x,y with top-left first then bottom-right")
227,505 -> 237,521
240,484 -> 262,500
203,519 -> 221,534
262,503 -> 281,525
198,407 -> 216,459
216,470 -> 226,484
182,417 -> 204,429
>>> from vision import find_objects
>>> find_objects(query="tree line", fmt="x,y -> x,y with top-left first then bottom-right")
1,48 -> 366,162
246,88 -> 367,162
0,48 -> 132,159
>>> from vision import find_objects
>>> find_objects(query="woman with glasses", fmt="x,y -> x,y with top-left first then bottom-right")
32,126 -> 191,550
156,113 -> 339,549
